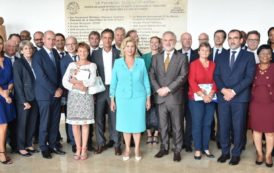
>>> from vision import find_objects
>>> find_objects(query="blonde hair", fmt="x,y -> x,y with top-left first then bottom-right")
120,37 -> 137,57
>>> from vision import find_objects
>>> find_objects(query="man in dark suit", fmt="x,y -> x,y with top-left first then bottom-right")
89,28 -> 121,155
209,29 -> 227,148
60,36 -> 78,153
178,32 -> 198,152
214,29 -> 256,165
150,31 -> 188,162
32,30 -> 66,159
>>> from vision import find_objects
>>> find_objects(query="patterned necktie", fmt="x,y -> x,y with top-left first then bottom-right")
230,51 -> 236,69
164,53 -> 170,72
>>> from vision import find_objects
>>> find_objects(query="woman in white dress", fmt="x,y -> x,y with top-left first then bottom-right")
62,42 -> 97,160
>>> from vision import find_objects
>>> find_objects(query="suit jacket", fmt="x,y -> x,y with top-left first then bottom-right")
60,54 -> 75,77
32,47 -> 62,101
214,49 -> 256,103
89,48 -> 120,101
13,57 -> 36,104
178,48 -> 198,63
209,47 -> 228,63
110,58 -> 151,99
149,50 -> 188,104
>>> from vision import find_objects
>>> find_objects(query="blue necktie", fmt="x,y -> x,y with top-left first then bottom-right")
49,51 -> 56,67
60,52 -> 65,58
72,55 -> 77,62
214,49 -> 219,62
230,51 -> 236,69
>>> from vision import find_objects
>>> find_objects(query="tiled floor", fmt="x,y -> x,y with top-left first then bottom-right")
1,123 -> 273,173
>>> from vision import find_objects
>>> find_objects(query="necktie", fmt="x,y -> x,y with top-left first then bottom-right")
214,49 -> 219,62
164,53 -> 170,72
60,52 -> 65,58
49,51 -> 56,67
230,51 -> 236,69
72,55 -> 77,62
184,52 -> 189,62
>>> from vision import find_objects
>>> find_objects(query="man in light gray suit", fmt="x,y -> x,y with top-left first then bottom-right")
150,31 -> 188,162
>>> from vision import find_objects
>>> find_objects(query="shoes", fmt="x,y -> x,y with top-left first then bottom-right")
265,162 -> 273,168
135,156 -> 142,161
203,150 -> 215,158
26,148 -> 39,153
217,154 -> 230,163
185,146 -> 193,152
265,156 -> 273,168
122,150 -> 130,161
56,142 -> 63,148
50,148 -> 66,155
173,152 -> 181,162
105,140 -> 115,148
41,150 -> 52,159
194,151 -> 202,160
115,147 -> 122,156
80,148 -> 88,160
18,150 -> 32,157
72,145 -> 77,153
0,152 -> 13,164
146,136 -> 153,144
153,136 -> 159,144
255,160 -> 263,165
255,154 -> 263,165
229,156 -> 240,165
155,149 -> 168,158
94,146 -> 106,154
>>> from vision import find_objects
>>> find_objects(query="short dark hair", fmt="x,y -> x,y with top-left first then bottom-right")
214,29 -> 227,40
55,33 -> 65,40
8,33 -> 21,40
101,28 -> 114,39
257,44 -> 273,57
247,30 -> 261,40
88,31 -> 100,40
228,29 -> 242,38
198,42 -> 211,53
267,27 -> 274,45
150,36 -> 161,43
126,30 -> 137,38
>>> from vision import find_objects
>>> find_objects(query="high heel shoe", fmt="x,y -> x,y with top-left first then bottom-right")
265,156 -> 273,168
0,152 -> 12,165
203,150 -> 215,158
135,156 -> 142,161
73,147 -> 81,160
122,150 -> 130,161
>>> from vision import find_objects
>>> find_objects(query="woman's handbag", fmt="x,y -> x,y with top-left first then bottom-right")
88,71 -> 106,94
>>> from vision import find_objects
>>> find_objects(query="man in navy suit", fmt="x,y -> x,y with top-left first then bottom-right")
178,32 -> 198,152
214,29 -> 256,165
32,31 -> 66,159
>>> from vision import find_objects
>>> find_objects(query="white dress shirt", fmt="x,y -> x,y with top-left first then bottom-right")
103,49 -> 113,85
4,53 -> 16,64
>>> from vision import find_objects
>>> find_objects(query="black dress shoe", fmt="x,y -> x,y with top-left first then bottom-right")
173,152 -> 181,162
72,145 -> 76,153
56,142 -> 63,149
265,162 -> 273,168
26,148 -> 39,153
155,150 -> 169,158
50,148 -> 66,155
217,154 -> 230,163
105,140 -> 115,148
94,146 -> 106,154
18,151 -> 32,157
255,160 -> 263,165
114,147 -> 122,155
229,156 -> 240,165
185,146 -> 193,152
41,151 -> 52,159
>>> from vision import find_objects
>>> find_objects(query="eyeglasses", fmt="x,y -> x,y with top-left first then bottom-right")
66,43 -> 77,46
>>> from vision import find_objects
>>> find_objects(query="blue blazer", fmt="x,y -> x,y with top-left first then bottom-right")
110,58 -> 151,99
209,48 -> 228,62
214,49 -> 256,102
60,54 -> 74,77
32,47 -> 62,101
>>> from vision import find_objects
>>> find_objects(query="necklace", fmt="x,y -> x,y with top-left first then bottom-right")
258,63 -> 270,75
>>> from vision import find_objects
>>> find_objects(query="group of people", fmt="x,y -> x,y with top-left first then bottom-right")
0,26 -> 274,168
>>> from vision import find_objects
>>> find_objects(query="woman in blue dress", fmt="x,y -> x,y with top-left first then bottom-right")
0,35 -> 16,164
110,37 -> 151,161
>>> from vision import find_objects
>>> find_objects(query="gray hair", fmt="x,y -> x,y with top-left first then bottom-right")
162,31 -> 177,41
19,40 -> 34,52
